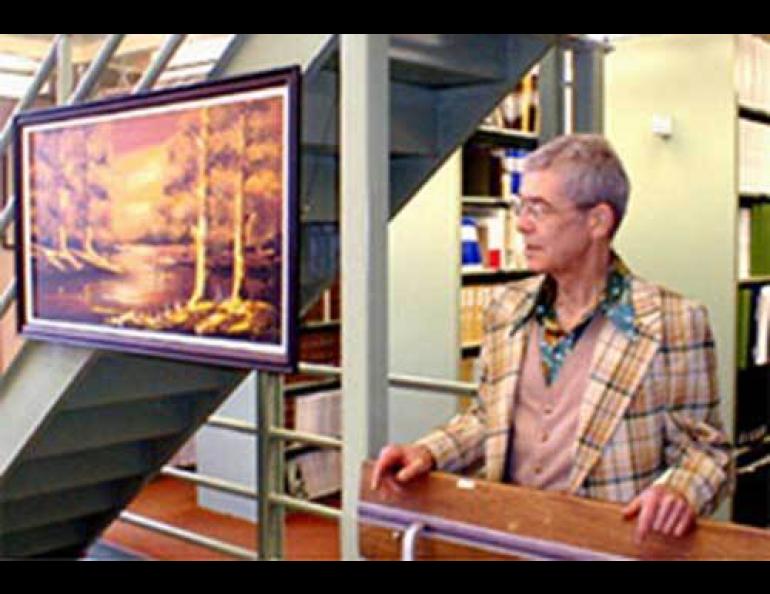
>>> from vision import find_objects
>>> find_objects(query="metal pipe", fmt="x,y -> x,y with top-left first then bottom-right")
206,415 -> 257,436
118,511 -> 258,560
0,279 -> 16,319
258,373 -> 285,560
298,361 -> 342,377
298,362 -> 478,397
0,199 -> 13,236
736,452 -> 770,475
133,34 -> 187,93
733,435 -> 770,458
401,522 -> 425,561
389,372 -> 477,397
269,493 -> 342,520
270,427 -> 343,450
67,34 -> 126,105
0,34 -> 61,155
56,34 -> 73,105
284,378 -> 340,395
160,465 -> 257,500
206,34 -> 248,80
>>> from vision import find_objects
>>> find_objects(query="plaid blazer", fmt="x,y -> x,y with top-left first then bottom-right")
417,270 -> 734,515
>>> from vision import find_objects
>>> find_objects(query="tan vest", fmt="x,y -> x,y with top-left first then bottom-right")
507,314 -> 607,491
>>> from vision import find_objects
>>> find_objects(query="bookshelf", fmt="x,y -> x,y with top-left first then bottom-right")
605,34 -> 770,526
458,69 -> 538,387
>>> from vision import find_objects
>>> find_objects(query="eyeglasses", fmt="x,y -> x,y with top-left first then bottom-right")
511,196 -> 594,222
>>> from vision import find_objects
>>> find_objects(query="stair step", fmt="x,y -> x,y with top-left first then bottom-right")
59,352 -> 244,412
0,478 -> 140,534
24,396 -> 202,460
324,34 -> 506,88
302,70 -> 436,157
0,513 -> 107,558
0,442 -> 155,502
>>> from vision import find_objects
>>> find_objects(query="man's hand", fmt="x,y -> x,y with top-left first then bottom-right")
622,485 -> 695,543
370,444 -> 436,490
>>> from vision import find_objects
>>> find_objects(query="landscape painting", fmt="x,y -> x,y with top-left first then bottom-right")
14,68 -> 300,371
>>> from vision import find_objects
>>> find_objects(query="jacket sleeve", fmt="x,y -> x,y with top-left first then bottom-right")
653,302 -> 735,516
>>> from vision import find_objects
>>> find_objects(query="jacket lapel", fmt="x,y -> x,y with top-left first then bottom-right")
567,277 -> 663,494
484,276 -> 543,481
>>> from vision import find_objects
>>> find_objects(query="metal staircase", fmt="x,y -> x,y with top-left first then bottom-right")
0,33 -> 567,558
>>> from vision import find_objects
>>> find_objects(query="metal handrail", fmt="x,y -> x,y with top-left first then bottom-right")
270,426 -> 342,450
737,452 -> 770,475
0,34 -> 62,159
160,465 -> 257,500
133,34 -> 187,93
1,34 -> 126,320
207,415 -> 257,436
269,493 -> 342,520
206,34 -> 248,81
298,361 -> 478,397
0,281 -> 15,319
119,511 -> 258,560
0,200 -> 13,235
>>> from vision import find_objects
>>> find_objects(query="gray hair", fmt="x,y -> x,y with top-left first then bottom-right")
522,134 -> 629,234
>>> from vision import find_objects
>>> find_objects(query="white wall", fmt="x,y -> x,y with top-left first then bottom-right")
604,34 -> 737,520
388,151 -> 462,443
196,373 -> 257,521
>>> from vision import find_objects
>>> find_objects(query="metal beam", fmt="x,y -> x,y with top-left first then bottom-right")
0,35 -> 60,156
56,34 -> 73,106
67,34 -> 125,105
133,34 -> 187,93
0,279 -> 15,319
572,43 -> 605,133
340,33 -> 390,561
538,44 -> 566,142
207,34 -> 249,80
257,372 -> 284,560
0,199 -> 13,237
119,511 -> 257,560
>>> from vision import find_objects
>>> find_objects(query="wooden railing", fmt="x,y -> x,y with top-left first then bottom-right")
359,460 -> 770,560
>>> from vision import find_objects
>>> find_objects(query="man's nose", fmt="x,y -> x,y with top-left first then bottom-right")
516,212 -> 535,235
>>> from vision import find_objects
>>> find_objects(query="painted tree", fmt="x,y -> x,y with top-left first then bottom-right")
242,97 -> 283,259
82,123 -> 112,254
57,126 -> 88,253
205,103 -> 246,303
28,128 -> 83,270
28,129 -> 61,249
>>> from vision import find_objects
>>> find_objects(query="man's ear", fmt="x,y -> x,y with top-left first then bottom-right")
589,203 -> 615,239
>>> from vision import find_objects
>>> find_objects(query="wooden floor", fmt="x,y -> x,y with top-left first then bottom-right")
102,475 -> 341,561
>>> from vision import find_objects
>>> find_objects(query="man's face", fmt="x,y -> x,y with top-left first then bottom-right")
516,167 -> 595,275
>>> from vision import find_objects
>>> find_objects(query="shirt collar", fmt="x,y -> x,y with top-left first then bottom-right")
510,253 -> 637,339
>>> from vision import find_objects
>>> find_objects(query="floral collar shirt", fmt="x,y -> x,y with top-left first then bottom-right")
532,256 -> 636,386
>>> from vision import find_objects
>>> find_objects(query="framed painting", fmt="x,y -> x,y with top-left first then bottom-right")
13,67 -> 300,372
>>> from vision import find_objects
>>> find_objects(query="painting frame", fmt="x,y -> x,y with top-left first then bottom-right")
13,66 -> 301,373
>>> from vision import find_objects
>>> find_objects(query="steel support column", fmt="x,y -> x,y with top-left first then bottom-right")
339,33 -> 390,561
257,372 -> 284,560
572,43 -> 605,133
56,34 -> 73,107
538,44 -> 566,142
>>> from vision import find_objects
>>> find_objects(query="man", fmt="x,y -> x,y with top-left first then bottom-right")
372,134 -> 734,543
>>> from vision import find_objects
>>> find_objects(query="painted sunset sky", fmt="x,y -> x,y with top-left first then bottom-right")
106,111 -> 185,243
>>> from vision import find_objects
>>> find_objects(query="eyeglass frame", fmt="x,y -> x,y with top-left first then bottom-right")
511,194 -> 599,222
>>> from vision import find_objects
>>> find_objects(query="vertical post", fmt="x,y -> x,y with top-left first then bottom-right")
257,371 -> 284,560
339,34 -> 390,561
538,44 -> 566,142
56,34 -> 73,106
572,42 -> 605,133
